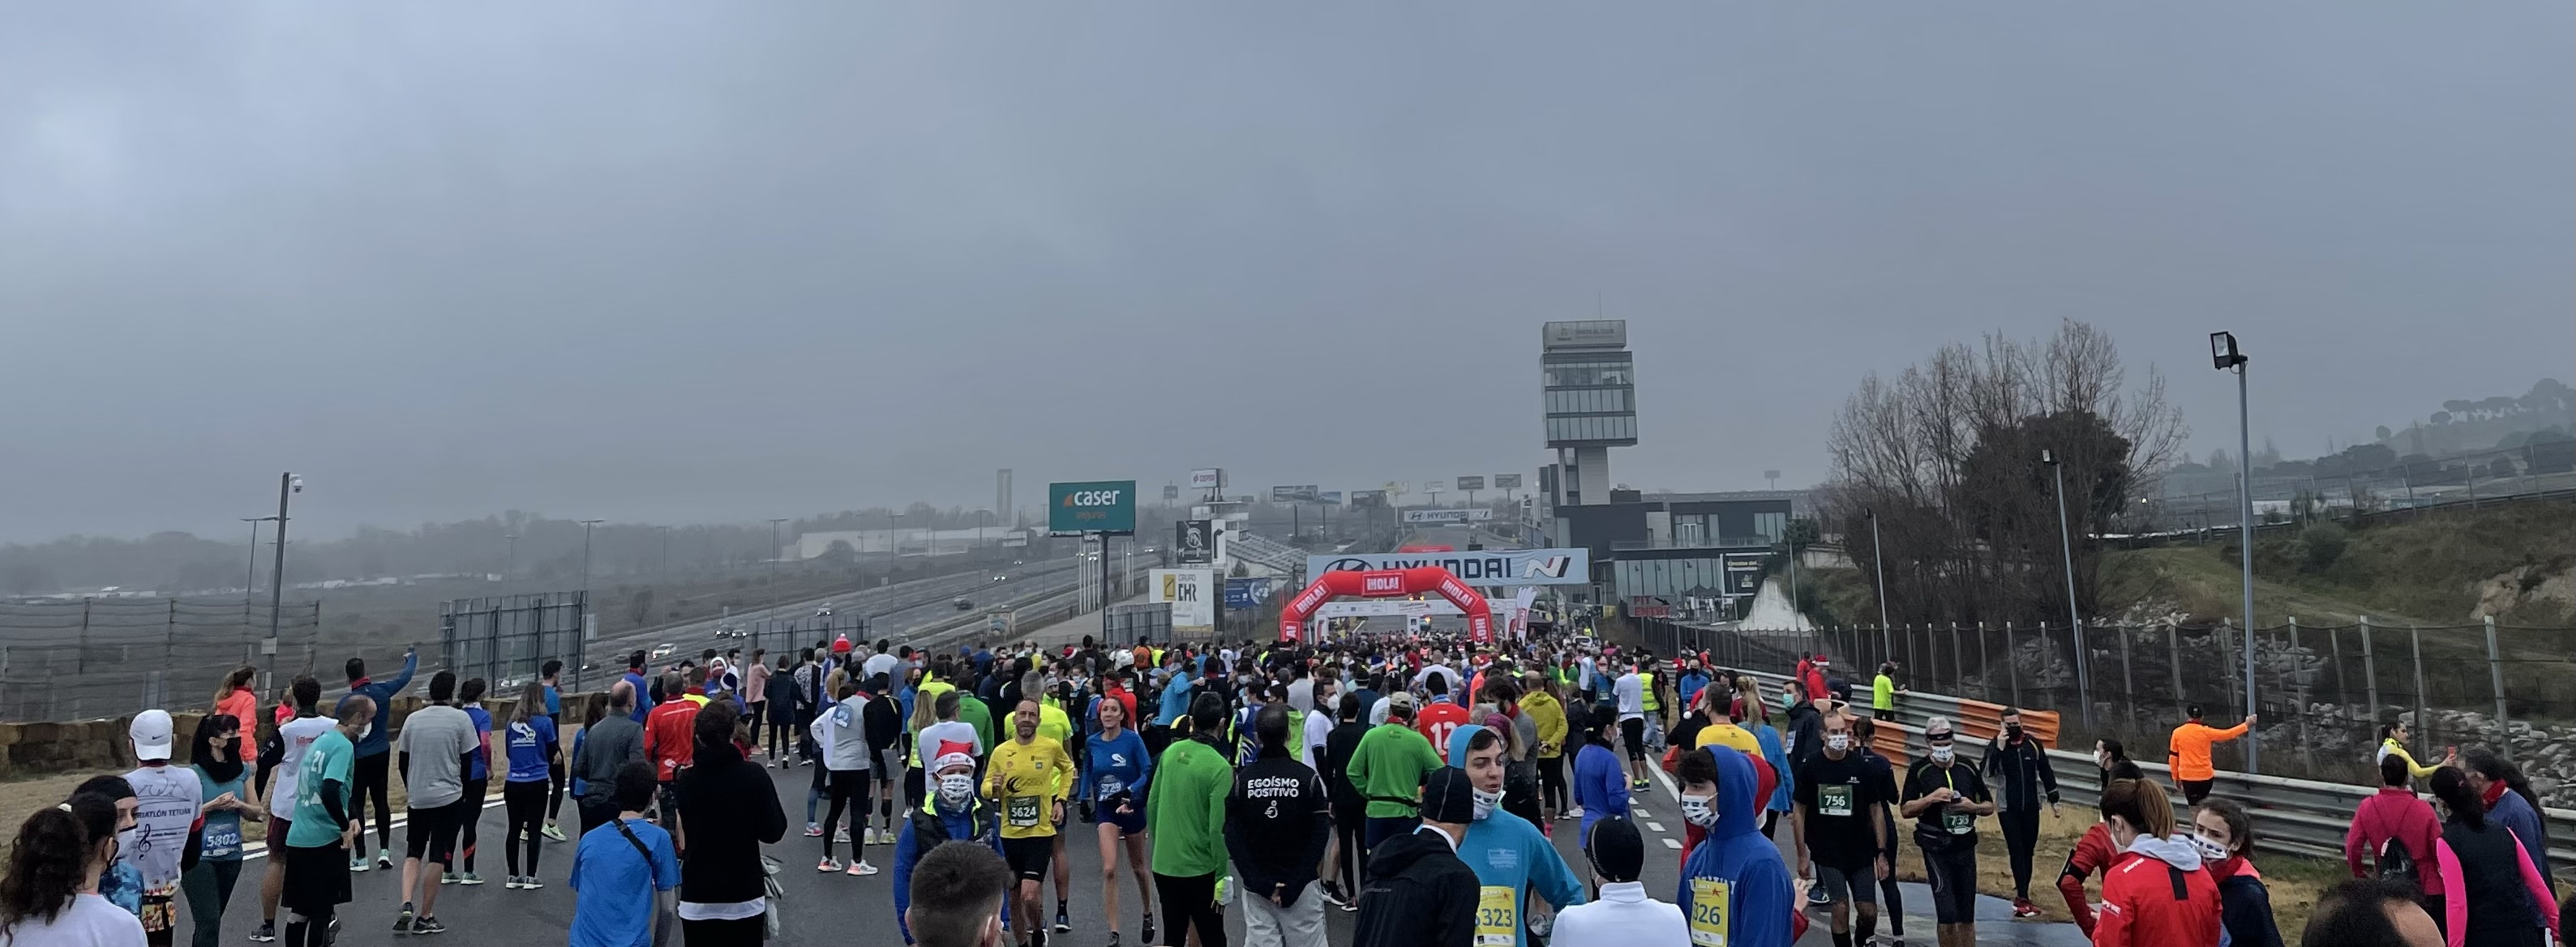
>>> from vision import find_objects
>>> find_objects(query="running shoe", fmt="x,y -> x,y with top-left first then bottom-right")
439,872 -> 456,885
1140,914 -> 1155,943
349,855 -> 370,872
1631,778 -> 1649,791
457,872 -> 484,886
1106,933 -> 1121,947
504,876 -> 522,889
834,827 -> 851,844
410,917 -> 444,936
847,861 -> 877,876
804,823 -> 824,838
1318,882 -> 1346,907
817,858 -> 842,873
1054,907 -> 1070,932
326,916 -> 340,947
1566,805 -> 1584,819
376,855 -> 393,872
542,823 -> 567,842
2012,898 -> 2039,919
248,922 -> 276,943
392,902 -> 414,933
520,876 -> 544,891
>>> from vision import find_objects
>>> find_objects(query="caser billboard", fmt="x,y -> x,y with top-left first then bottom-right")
1305,548 -> 1591,585
1048,481 -> 1136,534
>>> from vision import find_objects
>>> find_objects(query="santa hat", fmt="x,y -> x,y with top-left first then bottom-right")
932,739 -> 977,774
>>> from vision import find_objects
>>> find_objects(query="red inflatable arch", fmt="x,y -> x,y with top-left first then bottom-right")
1279,566 -> 1491,644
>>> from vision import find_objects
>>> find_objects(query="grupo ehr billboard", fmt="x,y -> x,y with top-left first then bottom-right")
1048,480 -> 1136,534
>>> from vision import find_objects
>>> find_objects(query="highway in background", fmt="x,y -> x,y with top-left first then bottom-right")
592,552 -> 1138,677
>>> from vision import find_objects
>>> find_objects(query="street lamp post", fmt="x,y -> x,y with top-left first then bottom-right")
2211,331 -> 2259,773
1864,508 -> 1891,663
503,533 -> 518,594
264,474 -> 302,680
2042,450 -> 2093,728
766,518 -> 790,623
578,521 -> 605,594
239,517 -> 269,600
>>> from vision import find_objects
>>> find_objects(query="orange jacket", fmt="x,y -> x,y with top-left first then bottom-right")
2166,720 -> 2248,782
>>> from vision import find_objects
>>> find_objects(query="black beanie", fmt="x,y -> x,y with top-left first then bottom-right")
1420,767 -> 1477,825
1585,815 -> 1645,882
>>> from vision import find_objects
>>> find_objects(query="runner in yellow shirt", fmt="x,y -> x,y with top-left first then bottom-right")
987,698 -> 1075,947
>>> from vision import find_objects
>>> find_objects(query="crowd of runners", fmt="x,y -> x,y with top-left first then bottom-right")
0,628 -> 2569,947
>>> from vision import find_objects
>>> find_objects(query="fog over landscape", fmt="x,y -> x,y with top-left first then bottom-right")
6,3 -> 2569,548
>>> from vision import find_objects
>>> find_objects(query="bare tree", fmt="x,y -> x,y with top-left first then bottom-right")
1824,319 -> 2185,628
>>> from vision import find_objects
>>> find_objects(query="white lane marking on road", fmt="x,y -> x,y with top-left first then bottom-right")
1652,765 -> 1680,802
241,796 -> 512,863
1661,838 -> 1682,850
1643,821 -> 1666,833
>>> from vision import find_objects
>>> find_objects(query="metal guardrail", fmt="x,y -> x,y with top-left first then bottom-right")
1725,667 -> 2576,870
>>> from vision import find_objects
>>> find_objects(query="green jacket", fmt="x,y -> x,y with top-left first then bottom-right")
1345,722 -> 1443,819
1147,735 -> 1232,876
958,696 -> 998,755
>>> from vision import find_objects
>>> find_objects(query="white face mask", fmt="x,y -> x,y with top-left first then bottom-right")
1825,734 -> 1851,753
117,826 -> 138,855
937,773 -> 976,808
2192,834 -> 2231,863
1929,746 -> 1956,765
1680,794 -> 1719,829
1471,787 -> 1502,821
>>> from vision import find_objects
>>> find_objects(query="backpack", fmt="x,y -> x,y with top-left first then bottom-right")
2377,836 -> 2418,882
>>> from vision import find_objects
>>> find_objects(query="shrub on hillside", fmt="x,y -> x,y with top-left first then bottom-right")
2297,523 -> 2348,572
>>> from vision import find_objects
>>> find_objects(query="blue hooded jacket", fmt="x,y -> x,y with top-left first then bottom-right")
335,649 -> 416,758
891,792 -> 1006,945
1751,721 -> 1793,814
1678,746 -> 1795,947
1445,725 -> 1587,947
1158,673 -> 1195,726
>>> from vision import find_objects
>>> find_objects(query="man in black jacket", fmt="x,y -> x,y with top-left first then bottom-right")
1226,705 -> 1331,947
675,704 -> 787,946
1980,706 -> 2060,918
864,673 -> 907,844
1352,767 -> 1480,947
1318,692 -> 1373,906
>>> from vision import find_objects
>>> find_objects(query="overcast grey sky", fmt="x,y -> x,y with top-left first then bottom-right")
6,3 -> 2569,542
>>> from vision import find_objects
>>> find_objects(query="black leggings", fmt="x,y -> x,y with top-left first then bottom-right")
504,780 -> 547,876
352,752 -> 392,857
1539,755 -> 1567,814
457,777 -> 487,872
546,714 -> 566,821
821,770 -> 870,860
1151,872 -> 1226,947
1332,803 -> 1363,893
768,709 -> 795,760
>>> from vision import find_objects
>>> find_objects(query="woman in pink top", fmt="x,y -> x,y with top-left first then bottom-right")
212,666 -> 259,731
744,650 -> 774,756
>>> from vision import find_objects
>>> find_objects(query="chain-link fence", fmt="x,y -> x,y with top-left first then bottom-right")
1631,616 -> 2576,804
438,592 -> 588,694
0,598 -> 324,722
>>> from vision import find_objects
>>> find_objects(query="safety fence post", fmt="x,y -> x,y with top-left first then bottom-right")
2360,616 -> 2381,723
2485,615 -> 2510,742
2004,622 -> 2021,711
2167,622 -> 2186,708
2119,624 -> 2137,738
2409,624 -> 2430,757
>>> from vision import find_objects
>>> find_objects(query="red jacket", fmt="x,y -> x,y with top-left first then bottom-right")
2058,821 -> 2118,936
2095,839 -> 2222,947
643,697 -> 701,782
2346,786 -> 2444,895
